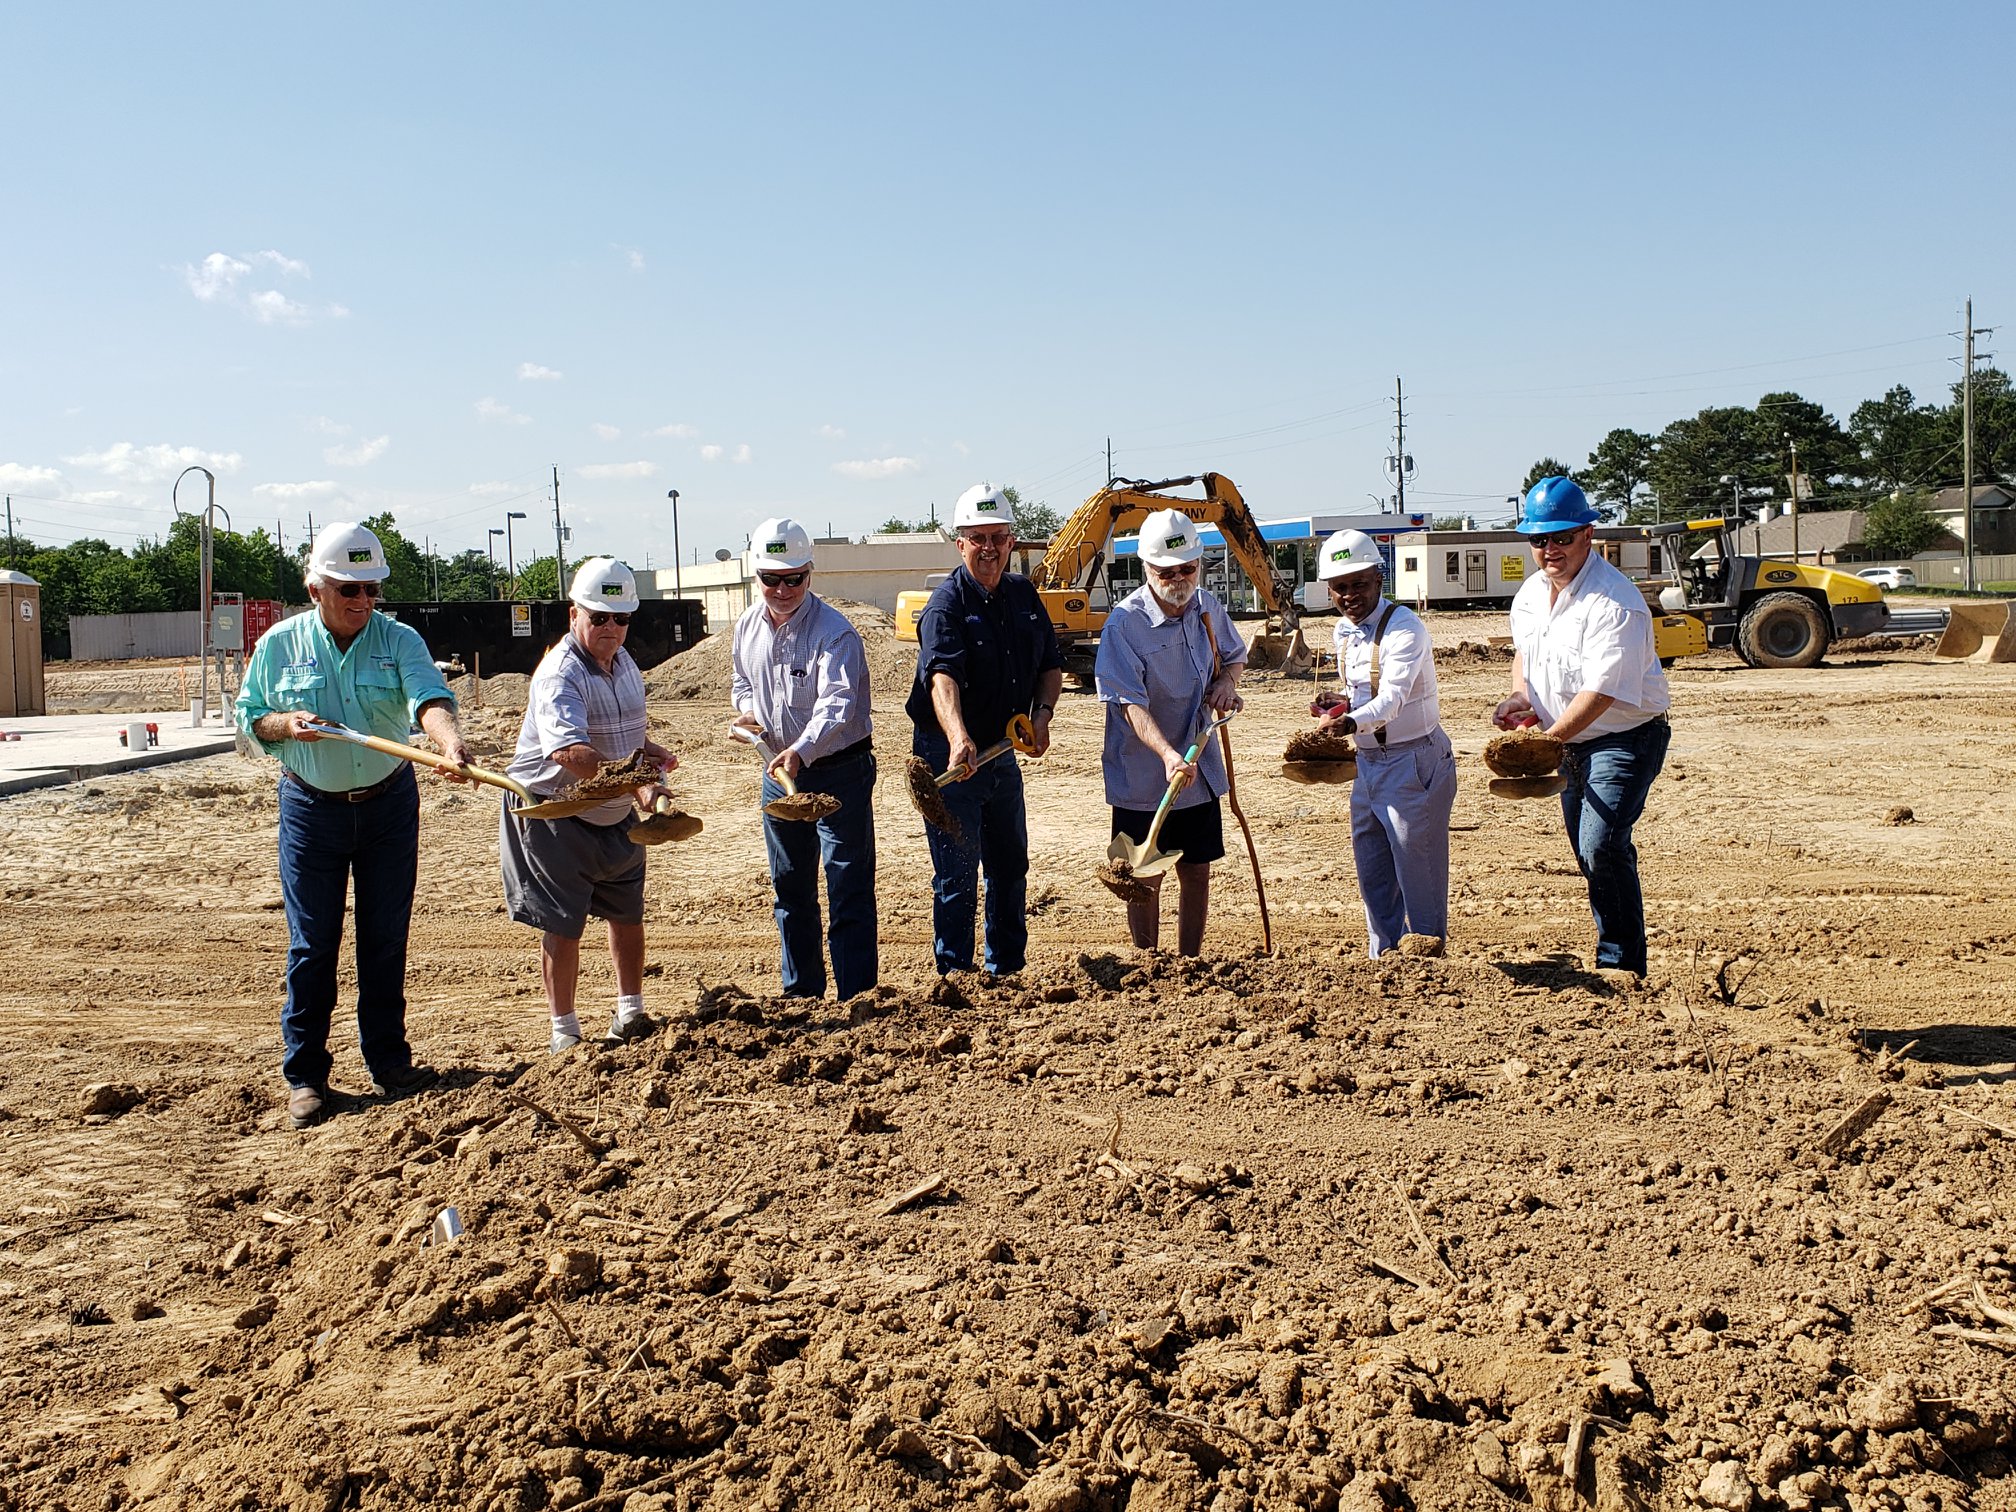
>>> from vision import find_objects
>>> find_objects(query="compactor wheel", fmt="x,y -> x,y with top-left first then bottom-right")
1737,591 -> 1828,669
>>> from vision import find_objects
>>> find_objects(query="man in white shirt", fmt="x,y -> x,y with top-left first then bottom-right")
1492,477 -> 1672,978
1311,529 -> 1457,955
731,517 -> 879,1000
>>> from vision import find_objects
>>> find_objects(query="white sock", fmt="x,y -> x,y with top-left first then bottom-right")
614,994 -> 645,1024
552,1012 -> 581,1040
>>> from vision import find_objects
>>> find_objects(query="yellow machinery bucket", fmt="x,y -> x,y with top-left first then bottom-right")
1247,625 -> 1312,675
1932,601 -> 2016,663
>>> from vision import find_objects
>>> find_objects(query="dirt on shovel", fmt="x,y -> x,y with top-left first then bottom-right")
765,788 -> 840,823
1095,858 -> 1155,906
905,756 -> 963,843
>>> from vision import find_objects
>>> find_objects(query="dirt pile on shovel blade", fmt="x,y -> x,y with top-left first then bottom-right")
766,790 -> 840,822
1483,729 -> 1563,778
1284,730 -> 1356,763
1096,858 -> 1155,905
904,756 -> 963,841
556,748 -> 661,802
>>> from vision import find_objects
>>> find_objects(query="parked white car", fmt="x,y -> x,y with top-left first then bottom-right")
1855,566 -> 1916,590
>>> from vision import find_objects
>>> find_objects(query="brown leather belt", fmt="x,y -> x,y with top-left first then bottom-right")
285,767 -> 406,803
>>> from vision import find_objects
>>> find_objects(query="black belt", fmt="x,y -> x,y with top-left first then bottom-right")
286,766 -> 407,803
805,736 -> 873,770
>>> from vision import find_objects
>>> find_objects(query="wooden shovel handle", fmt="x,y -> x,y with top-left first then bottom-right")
302,719 -> 527,798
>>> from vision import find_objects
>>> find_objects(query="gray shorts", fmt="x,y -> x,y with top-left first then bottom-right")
499,795 -> 646,938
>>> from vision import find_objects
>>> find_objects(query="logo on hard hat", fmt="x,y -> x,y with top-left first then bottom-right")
348,549 -> 373,564
600,584 -> 622,597
978,499 -> 998,511
764,541 -> 787,554
1165,533 -> 1187,549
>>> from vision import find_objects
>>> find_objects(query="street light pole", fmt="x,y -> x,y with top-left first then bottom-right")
487,528 -> 504,598
505,511 -> 527,597
173,466 -> 218,725
667,490 -> 682,602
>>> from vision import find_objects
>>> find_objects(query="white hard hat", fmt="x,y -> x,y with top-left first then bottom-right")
951,484 -> 1012,531
568,556 -> 640,614
306,521 -> 390,584
1316,529 -> 1383,581
748,517 -> 815,571
1137,508 -> 1204,568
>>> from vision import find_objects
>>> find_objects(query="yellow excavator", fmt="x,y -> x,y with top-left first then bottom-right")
896,472 -> 1309,678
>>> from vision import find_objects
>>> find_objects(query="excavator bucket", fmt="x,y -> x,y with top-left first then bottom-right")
1932,601 -> 2016,663
1247,625 -> 1312,675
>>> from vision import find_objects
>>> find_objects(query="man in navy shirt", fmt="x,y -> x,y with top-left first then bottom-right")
905,483 -> 1063,976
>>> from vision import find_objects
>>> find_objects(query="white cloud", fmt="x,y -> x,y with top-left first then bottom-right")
467,481 -> 517,497
310,415 -> 351,437
651,422 -> 698,439
591,422 -> 621,441
185,252 -> 251,302
181,247 -> 338,324
0,462 -> 61,489
953,440 -> 970,457
64,442 -> 244,483
519,362 -> 563,382
618,246 -> 645,272
475,397 -> 531,426
817,424 -> 846,440
731,444 -> 752,464
324,434 -> 390,467
253,480 -> 344,501
579,461 -> 658,480
699,444 -> 723,462
833,456 -> 921,480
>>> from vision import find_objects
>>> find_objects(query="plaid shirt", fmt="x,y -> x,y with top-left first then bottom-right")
507,632 -> 647,825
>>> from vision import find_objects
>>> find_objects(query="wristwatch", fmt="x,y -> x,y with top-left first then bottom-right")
1034,703 -> 1055,717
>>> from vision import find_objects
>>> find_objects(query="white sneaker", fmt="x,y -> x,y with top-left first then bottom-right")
603,1012 -> 656,1046
550,1029 -> 582,1054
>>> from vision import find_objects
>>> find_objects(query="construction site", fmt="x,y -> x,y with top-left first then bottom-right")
0,583 -> 2011,1512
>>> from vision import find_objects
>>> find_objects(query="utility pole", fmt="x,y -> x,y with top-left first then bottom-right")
1385,378 -> 1414,516
4,496 -> 13,568
552,465 -> 565,597
1106,437 -> 1114,486
1785,437 -> 1802,566
667,490 -> 682,602
1956,298 -> 1995,593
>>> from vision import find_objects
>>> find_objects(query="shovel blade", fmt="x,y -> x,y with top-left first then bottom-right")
1130,846 -> 1184,880
511,796 -> 608,820
630,813 -> 704,846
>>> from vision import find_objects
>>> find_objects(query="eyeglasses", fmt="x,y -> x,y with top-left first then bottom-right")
960,532 -> 1012,552
757,570 -> 808,589
1148,562 -> 1199,580
333,582 -> 383,599
1529,529 -> 1586,549
586,611 -> 632,627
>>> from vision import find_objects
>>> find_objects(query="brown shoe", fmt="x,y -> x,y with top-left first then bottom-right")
287,1084 -> 328,1129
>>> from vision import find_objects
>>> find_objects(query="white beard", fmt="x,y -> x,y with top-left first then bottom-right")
1155,578 -> 1198,612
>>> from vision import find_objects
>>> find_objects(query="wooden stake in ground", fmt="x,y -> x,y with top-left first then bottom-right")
1817,1090 -> 1892,1157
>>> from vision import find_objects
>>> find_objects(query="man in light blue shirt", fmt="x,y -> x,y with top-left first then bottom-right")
1095,509 -> 1246,956
236,522 -> 469,1129
731,517 -> 878,1000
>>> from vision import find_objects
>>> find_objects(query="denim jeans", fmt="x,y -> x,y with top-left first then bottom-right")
275,766 -> 421,1089
915,733 -> 1028,976
1558,717 -> 1670,975
760,749 -> 878,1000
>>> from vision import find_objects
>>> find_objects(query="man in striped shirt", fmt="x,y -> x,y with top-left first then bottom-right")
503,558 -> 676,1051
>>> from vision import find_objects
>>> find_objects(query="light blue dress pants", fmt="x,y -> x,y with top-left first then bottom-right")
1349,726 -> 1457,956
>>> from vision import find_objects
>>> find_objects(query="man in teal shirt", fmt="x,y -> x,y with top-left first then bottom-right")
236,522 -> 470,1129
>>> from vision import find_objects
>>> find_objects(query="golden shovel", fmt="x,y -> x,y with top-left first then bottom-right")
1099,713 -> 1234,896
629,793 -> 704,846
299,719 -> 610,819
904,713 -> 1038,840
728,724 -> 841,822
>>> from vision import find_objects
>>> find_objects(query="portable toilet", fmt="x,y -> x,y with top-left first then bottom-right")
0,570 -> 46,717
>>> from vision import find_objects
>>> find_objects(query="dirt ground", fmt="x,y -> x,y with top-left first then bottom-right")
2,606 -> 2013,1512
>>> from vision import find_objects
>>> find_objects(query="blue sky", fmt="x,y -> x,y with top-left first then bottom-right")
2,1 -> 2007,571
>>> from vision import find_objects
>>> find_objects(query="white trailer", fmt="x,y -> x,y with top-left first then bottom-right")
1391,530 -> 1667,608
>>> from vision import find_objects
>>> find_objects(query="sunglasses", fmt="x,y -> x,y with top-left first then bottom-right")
757,570 -> 808,589
1529,529 -> 1586,549
586,611 -> 631,627
333,582 -> 383,599
1149,562 -> 1199,580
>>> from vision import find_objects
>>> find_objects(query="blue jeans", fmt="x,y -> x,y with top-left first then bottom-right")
915,733 -> 1028,976
275,767 -> 421,1089
761,749 -> 878,1000
1559,718 -> 1670,975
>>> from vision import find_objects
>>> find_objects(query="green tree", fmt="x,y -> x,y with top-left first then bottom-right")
1861,491 -> 1947,559
1520,458 -> 1578,493
1948,368 -> 2016,484
1756,391 -> 1855,508
513,553 -> 582,600
1646,407 -> 1771,521
1581,429 -> 1656,521
1429,515 -> 1471,530
436,548 -> 500,601
359,513 -> 432,601
1850,385 -> 1946,491
1001,485 -> 1061,540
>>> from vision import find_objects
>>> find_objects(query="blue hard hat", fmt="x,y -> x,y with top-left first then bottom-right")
1515,476 -> 1600,533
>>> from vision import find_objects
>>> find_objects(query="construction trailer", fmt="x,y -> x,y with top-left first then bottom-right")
1391,529 -> 1666,609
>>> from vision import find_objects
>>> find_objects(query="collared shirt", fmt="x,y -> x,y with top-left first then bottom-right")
1330,597 -> 1443,745
905,566 -> 1063,750
236,607 -> 454,792
1510,549 -> 1670,740
507,632 -> 648,825
729,592 -> 872,764
1094,586 -> 1247,812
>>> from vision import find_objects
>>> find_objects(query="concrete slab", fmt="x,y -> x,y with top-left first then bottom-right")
0,709 -> 242,797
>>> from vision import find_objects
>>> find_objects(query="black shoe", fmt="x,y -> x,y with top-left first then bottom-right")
287,1084 -> 329,1129
369,1063 -> 439,1100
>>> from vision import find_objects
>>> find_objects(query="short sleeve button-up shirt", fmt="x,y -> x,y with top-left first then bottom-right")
1094,586 -> 1247,812
1510,550 -> 1670,740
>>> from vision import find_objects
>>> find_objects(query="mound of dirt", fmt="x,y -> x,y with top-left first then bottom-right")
1284,730 -> 1356,763
1435,639 -> 1515,666
645,598 -> 918,704
446,671 -> 532,712
1483,729 -> 1563,779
